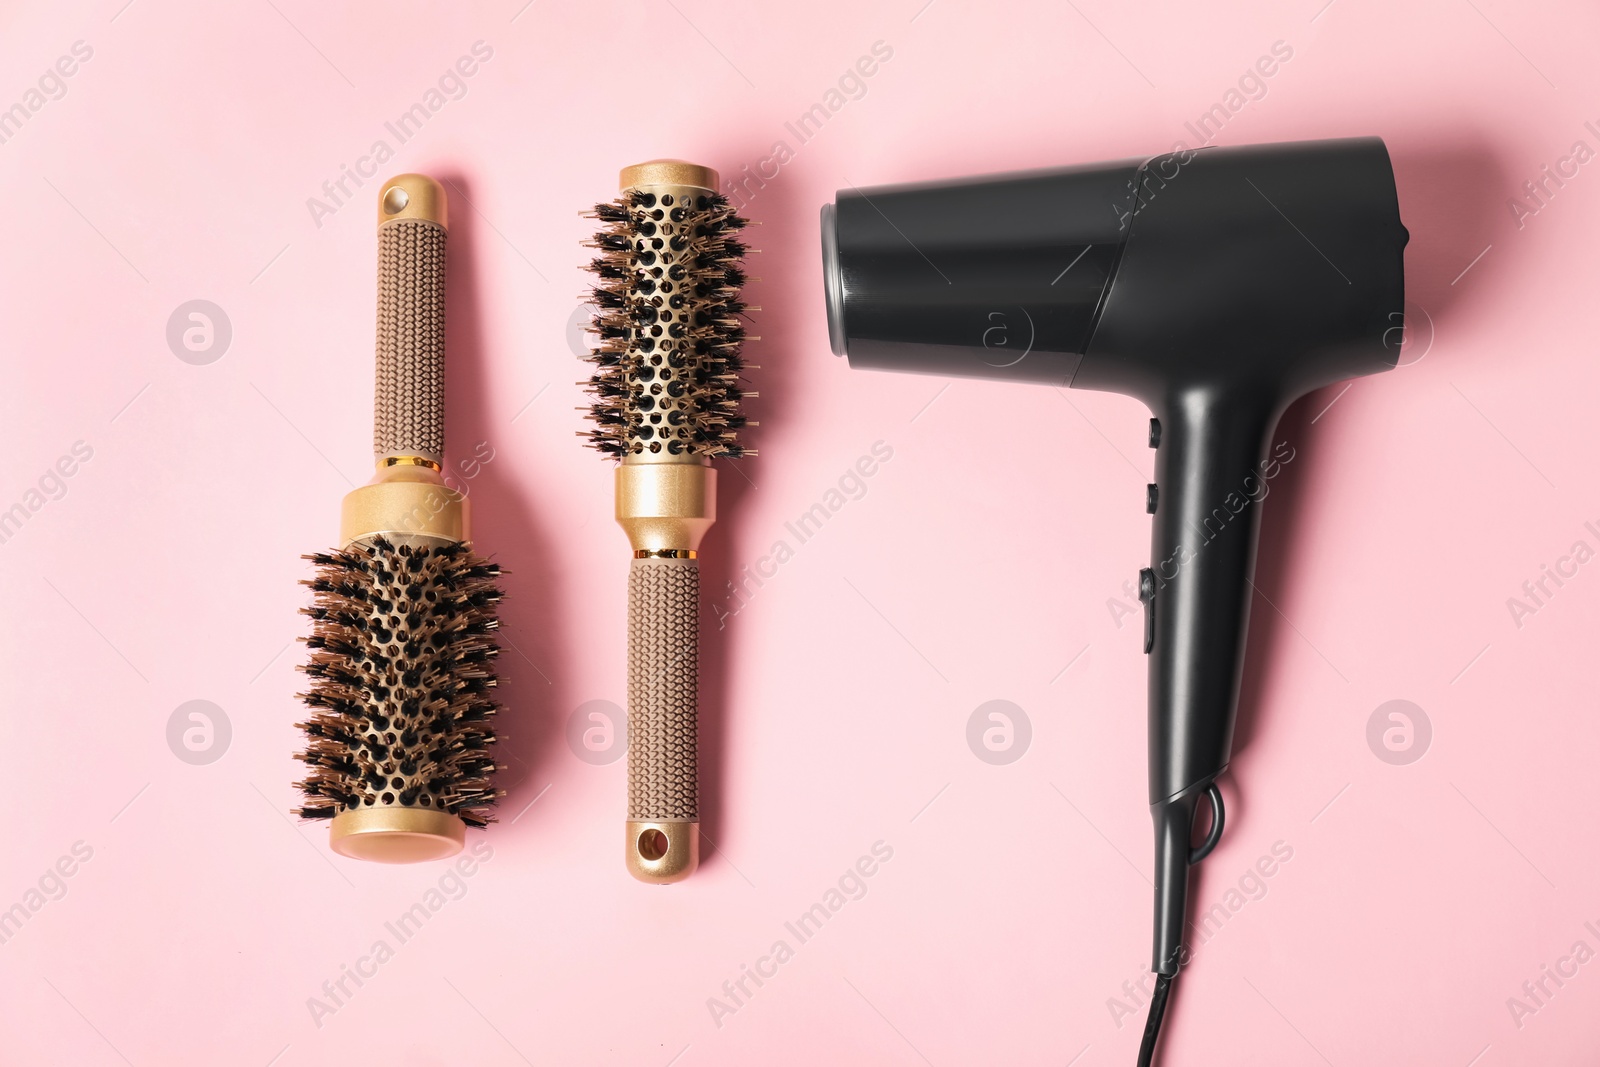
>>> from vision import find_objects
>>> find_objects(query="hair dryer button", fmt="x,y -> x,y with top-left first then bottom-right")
1146,484 -> 1158,514
1138,568 -> 1156,653
1148,418 -> 1161,448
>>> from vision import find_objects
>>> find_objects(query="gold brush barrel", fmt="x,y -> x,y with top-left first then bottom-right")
581,159 -> 753,883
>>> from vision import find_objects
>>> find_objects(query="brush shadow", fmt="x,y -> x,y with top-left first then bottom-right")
694,153 -> 807,871
437,170 -> 568,818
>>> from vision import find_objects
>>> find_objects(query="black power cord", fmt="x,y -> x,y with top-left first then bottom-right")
1137,781 -> 1223,1064
1136,972 -> 1174,1067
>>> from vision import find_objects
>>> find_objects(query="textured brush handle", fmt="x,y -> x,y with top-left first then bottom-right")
374,218 -> 446,460
627,557 -> 699,845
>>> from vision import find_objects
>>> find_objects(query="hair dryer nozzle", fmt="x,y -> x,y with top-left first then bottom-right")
820,158 -> 1145,384
821,202 -> 847,356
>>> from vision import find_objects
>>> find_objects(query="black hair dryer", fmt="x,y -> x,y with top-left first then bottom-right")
821,138 -> 1407,1061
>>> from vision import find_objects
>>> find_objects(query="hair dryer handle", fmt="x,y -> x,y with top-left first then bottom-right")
1144,386 -> 1285,973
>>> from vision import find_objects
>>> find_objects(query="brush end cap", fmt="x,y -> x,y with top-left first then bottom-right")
378,174 -> 448,230
626,820 -> 698,883
329,807 -> 466,863
619,160 -> 719,193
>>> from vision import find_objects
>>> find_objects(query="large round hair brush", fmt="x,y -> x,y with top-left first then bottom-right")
294,174 -> 504,864
581,159 -> 753,883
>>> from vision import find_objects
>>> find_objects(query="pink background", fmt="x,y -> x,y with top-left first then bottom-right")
0,1 -> 1596,1064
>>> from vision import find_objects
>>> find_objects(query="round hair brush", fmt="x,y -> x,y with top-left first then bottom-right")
581,159 -> 753,883
294,174 -> 504,864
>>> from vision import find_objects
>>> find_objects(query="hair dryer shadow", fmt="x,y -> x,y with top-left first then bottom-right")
821,138 -> 1408,1060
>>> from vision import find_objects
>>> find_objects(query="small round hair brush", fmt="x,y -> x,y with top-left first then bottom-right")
294,174 -> 504,864
582,159 -> 753,883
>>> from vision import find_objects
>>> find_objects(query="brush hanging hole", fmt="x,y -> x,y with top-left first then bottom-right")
638,828 -> 669,861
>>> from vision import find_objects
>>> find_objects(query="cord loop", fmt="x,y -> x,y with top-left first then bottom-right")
1188,782 -> 1225,865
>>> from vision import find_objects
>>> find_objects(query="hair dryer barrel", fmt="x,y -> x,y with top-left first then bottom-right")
822,158 -> 1142,383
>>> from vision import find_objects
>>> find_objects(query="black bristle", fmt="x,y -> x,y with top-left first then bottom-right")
579,184 -> 754,460
292,539 -> 506,824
